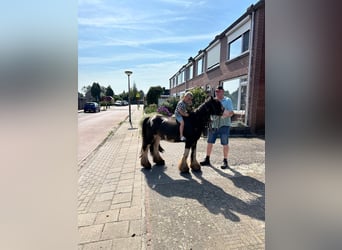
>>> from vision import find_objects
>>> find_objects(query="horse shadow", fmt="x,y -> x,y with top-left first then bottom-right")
141,165 -> 265,222
206,164 -> 265,209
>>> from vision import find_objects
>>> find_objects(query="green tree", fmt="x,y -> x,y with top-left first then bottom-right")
146,86 -> 163,105
82,85 -> 91,95
100,86 -> 107,99
105,85 -> 114,97
131,82 -> 138,103
189,87 -> 207,109
91,82 -> 101,102
229,90 -> 238,110
120,91 -> 128,101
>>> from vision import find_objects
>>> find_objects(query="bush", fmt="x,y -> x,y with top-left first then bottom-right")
189,87 -> 207,109
144,104 -> 157,114
100,101 -> 111,106
161,96 -> 179,114
157,106 -> 172,117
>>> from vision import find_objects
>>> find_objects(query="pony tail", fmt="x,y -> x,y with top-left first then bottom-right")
141,117 -> 149,140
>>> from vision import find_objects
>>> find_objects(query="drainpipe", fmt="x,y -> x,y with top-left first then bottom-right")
245,7 -> 255,126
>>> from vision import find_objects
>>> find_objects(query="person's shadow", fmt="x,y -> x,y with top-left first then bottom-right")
141,164 -> 264,222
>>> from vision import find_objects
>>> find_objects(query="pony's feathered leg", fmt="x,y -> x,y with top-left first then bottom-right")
178,147 -> 190,173
140,117 -> 152,169
140,143 -> 151,169
152,135 -> 165,165
190,142 -> 201,171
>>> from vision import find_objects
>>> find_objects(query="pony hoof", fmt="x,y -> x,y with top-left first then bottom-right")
154,160 -> 165,166
179,165 -> 190,173
141,161 -> 152,169
180,168 -> 190,173
191,165 -> 201,172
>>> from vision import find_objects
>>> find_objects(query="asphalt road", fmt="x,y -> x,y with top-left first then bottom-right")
78,105 -> 138,168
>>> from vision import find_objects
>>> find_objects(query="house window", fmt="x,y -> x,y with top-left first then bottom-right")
222,76 -> 248,124
228,30 -> 250,60
206,42 -> 220,70
177,73 -> 181,85
188,64 -> 193,80
242,30 -> 250,52
185,65 -> 193,81
196,58 -> 203,76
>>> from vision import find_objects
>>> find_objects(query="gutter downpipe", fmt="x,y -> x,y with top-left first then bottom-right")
245,7 -> 255,127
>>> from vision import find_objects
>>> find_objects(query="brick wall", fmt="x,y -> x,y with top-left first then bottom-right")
248,4 -> 265,134
170,1 -> 265,135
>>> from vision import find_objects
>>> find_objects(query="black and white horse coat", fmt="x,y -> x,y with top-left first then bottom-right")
140,97 -> 224,173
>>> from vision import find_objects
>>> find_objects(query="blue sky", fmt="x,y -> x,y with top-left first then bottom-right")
78,0 -> 258,95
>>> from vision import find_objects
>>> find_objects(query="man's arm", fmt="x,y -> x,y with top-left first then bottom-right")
221,98 -> 234,118
222,109 -> 234,118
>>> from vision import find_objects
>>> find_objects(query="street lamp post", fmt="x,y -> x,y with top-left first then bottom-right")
124,70 -> 133,128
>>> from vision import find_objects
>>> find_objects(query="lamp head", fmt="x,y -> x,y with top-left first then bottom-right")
124,70 -> 133,76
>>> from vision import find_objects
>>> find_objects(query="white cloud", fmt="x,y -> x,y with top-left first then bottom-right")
106,33 -> 216,46
79,32 -> 217,50
78,16 -> 125,27
78,0 -> 103,5
158,0 -> 206,8
78,13 -> 188,29
78,51 -> 179,65
78,0 -> 256,95
78,60 -> 183,94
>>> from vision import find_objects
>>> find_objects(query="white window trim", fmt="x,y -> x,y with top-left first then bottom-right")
226,16 -> 251,43
196,57 -> 204,75
206,41 -> 221,70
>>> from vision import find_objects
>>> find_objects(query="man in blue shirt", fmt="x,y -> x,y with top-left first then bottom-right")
200,85 -> 234,169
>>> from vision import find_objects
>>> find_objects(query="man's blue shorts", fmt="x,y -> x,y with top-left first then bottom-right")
207,126 -> 230,145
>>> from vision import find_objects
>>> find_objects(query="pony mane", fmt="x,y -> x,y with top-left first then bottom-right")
194,96 -> 213,112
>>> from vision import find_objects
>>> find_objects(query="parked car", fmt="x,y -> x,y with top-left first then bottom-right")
122,101 -> 129,106
84,102 -> 100,113
114,100 -> 123,106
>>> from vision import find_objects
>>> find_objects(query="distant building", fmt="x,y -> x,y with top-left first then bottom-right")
78,92 -> 86,110
158,95 -> 170,106
163,89 -> 170,96
78,91 -> 97,110
169,0 -> 264,135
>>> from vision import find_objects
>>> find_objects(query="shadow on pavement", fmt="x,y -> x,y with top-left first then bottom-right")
142,165 -> 264,222
206,164 -> 265,206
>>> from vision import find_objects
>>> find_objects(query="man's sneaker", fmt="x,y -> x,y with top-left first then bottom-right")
221,160 -> 229,169
180,136 -> 186,141
200,157 -> 210,166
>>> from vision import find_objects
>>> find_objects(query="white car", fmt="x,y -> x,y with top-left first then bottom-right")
114,100 -> 123,106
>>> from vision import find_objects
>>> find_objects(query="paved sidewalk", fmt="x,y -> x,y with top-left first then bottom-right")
78,108 -> 145,250
78,109 -> 265,250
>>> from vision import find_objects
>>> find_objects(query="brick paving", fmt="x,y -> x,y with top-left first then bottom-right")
78,108 -> 265,249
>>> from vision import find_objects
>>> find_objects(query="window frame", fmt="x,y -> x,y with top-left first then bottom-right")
227,31 -> 250,61
226,16 -> 251,61
196,57 -> 203,76
206,41 -> 221,70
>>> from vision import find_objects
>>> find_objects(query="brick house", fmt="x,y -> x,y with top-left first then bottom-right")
169,0 -> 264,135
